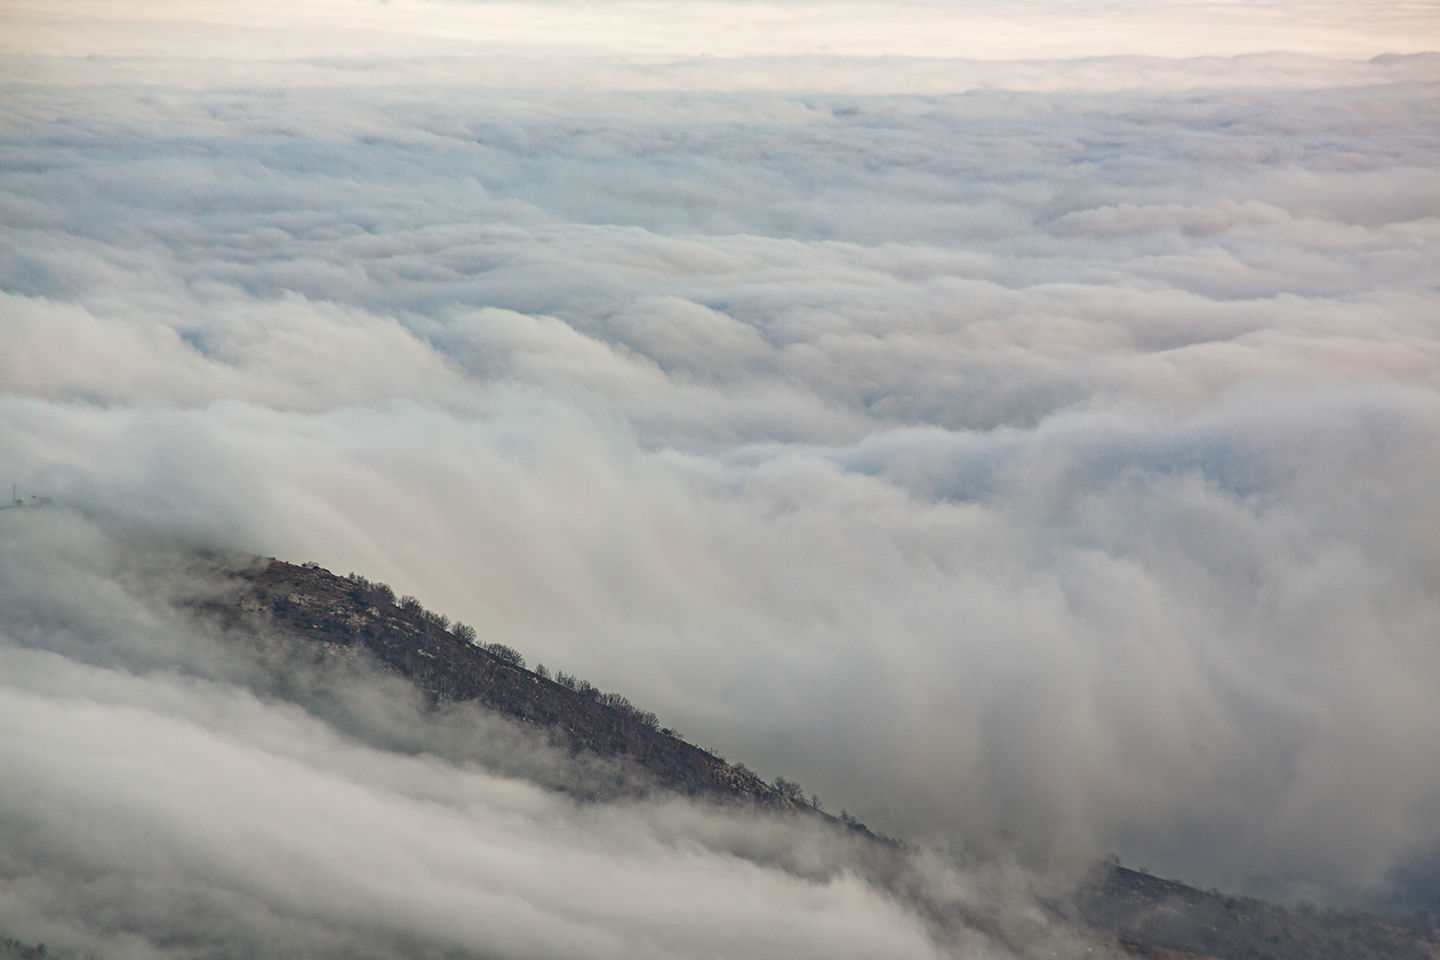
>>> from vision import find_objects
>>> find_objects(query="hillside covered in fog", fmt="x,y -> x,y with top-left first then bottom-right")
1,515 -> 1435,958
3,0 -> 1439,955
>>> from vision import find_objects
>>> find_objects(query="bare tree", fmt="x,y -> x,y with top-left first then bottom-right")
772,777 -> 804,802
482,642 -> 525,669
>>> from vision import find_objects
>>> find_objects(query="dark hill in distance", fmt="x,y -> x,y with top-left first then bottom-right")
186,555 -> 1436,960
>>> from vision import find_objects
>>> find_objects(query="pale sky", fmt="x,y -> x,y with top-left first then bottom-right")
4,0 -> 1438,91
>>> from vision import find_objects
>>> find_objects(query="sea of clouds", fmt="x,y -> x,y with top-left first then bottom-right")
5,509 -> 1077,959
2,0 -> 1439,953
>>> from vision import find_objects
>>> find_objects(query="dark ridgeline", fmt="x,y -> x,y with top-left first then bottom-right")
187,555 -> 1436,960
222,556 -> 840,819
1064,865 -> 1437,960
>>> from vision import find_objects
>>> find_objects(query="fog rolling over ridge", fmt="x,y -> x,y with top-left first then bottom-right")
0,510 -> 1088,959
3,0 -> 1440,952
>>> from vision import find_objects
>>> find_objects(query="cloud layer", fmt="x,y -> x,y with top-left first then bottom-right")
0,512 -> 1014,959
2,2 -> 1439,949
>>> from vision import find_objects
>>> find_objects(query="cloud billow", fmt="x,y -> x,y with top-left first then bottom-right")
2,2 -> 1439,945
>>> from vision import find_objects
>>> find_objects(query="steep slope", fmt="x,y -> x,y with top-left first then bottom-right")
213,556 -> 1439,960
216,556 -> 832,815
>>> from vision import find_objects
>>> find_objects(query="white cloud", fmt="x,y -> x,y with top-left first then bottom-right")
2,0 -> 1439,942
0,514 -> 1040,958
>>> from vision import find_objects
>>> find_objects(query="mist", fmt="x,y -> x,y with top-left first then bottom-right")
0,508 -> 1095,958
2,0 -> 1439,948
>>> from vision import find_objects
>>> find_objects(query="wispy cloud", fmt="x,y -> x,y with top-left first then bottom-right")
0,511 -> 1086,958
2,3 -> 1439,949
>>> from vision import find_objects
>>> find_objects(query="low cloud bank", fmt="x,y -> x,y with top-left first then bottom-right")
3,0 -> 1439,926
0,511 -> 1092,959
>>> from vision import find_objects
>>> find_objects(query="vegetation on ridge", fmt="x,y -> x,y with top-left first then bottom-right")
228,557 -> 873,833
197,553 -> 1437,960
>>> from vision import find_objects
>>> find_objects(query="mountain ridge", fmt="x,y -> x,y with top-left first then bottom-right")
157,551 -> 1440,960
